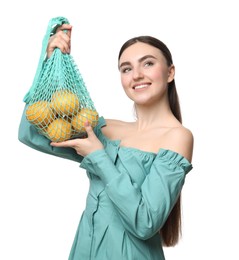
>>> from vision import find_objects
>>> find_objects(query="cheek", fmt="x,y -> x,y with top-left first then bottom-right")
120,75 -> 130,90
149,64 -> 169,82
120,76 -> 133,99
150,69 -> 165,82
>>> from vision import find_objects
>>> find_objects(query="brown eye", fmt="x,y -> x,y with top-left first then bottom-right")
121,67 -> 131,73
144,61 -> 154,67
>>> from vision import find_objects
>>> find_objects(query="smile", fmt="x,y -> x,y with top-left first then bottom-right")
133,84 -> 150,90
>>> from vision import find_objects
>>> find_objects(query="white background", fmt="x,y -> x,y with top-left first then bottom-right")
1,0 -> 238,259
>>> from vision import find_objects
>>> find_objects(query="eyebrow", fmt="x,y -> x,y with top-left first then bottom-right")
119,55 -> 157,69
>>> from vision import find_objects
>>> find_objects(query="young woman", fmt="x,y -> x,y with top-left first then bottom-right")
19,23 -> 193,260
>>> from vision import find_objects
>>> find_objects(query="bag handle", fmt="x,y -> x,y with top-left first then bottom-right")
23,16 -> 70,103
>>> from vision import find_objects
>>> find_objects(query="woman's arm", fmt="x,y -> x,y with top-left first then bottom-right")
49,118 -> 193,239
80,148 -> 192,240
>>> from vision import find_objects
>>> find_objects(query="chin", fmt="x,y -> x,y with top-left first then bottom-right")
134,100 -> 152,106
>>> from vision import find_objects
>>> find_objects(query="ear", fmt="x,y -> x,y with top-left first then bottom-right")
167,65 -> 175,83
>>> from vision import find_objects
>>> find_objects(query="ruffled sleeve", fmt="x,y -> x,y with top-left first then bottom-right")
80,148 -> 193,240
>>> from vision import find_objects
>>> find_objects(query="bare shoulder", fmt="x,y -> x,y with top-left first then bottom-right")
164,126 -> 194,163
104,118 -> 128,127
102,118 -> 131,139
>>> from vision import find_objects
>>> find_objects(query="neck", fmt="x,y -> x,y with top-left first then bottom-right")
134,101 -> 176,130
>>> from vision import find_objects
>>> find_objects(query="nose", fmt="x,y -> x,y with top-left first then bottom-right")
132,67 -> 144,80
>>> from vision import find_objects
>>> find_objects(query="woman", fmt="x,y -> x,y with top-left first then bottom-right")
19,23 -> 193,259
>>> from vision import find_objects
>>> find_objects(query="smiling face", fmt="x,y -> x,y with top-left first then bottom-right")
118,42 -> 175,106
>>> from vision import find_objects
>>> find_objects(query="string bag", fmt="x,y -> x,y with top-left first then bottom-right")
24,16 -> 98,142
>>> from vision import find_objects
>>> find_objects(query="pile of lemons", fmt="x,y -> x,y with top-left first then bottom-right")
26,90 -> 99,142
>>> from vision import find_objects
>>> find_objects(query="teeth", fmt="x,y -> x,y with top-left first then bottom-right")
134,84 -> 148,89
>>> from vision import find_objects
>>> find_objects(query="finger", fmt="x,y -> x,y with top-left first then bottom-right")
51,32 -> 71,53
84,121 -> 94,136
57,25 -> 72,44
59,30 -> 71,53
50,139 -> 78,148
56,24 -> 72,34
65,25 -> 72,38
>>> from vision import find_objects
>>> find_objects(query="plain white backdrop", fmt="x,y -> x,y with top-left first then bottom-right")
1,0 -> 238,259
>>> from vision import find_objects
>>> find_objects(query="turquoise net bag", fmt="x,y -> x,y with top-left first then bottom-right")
24,16 -> 98,142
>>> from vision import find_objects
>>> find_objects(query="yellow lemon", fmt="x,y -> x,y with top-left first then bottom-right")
46,118 -> 72,142
51,90 -> 80,117
26,101 -> 55,127
71,108 -> 99,133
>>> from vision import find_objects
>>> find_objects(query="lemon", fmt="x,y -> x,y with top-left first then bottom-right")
46,118 -> 72,142
26,101 -> 55,127
51,90 -> 80,117
71,108 -> 99,133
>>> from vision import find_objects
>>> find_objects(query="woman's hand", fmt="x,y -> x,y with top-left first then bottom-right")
47,24 -> 72,58
50,122 -> 104,157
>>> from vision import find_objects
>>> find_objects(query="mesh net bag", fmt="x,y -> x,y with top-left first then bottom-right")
24,17 -> 98,142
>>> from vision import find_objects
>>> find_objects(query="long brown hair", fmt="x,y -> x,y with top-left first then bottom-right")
118,36 -> 182,247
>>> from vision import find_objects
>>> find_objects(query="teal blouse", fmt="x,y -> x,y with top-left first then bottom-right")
18,105 -> 193,260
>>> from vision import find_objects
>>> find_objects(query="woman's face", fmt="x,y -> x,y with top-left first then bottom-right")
118,42 -> 174,106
